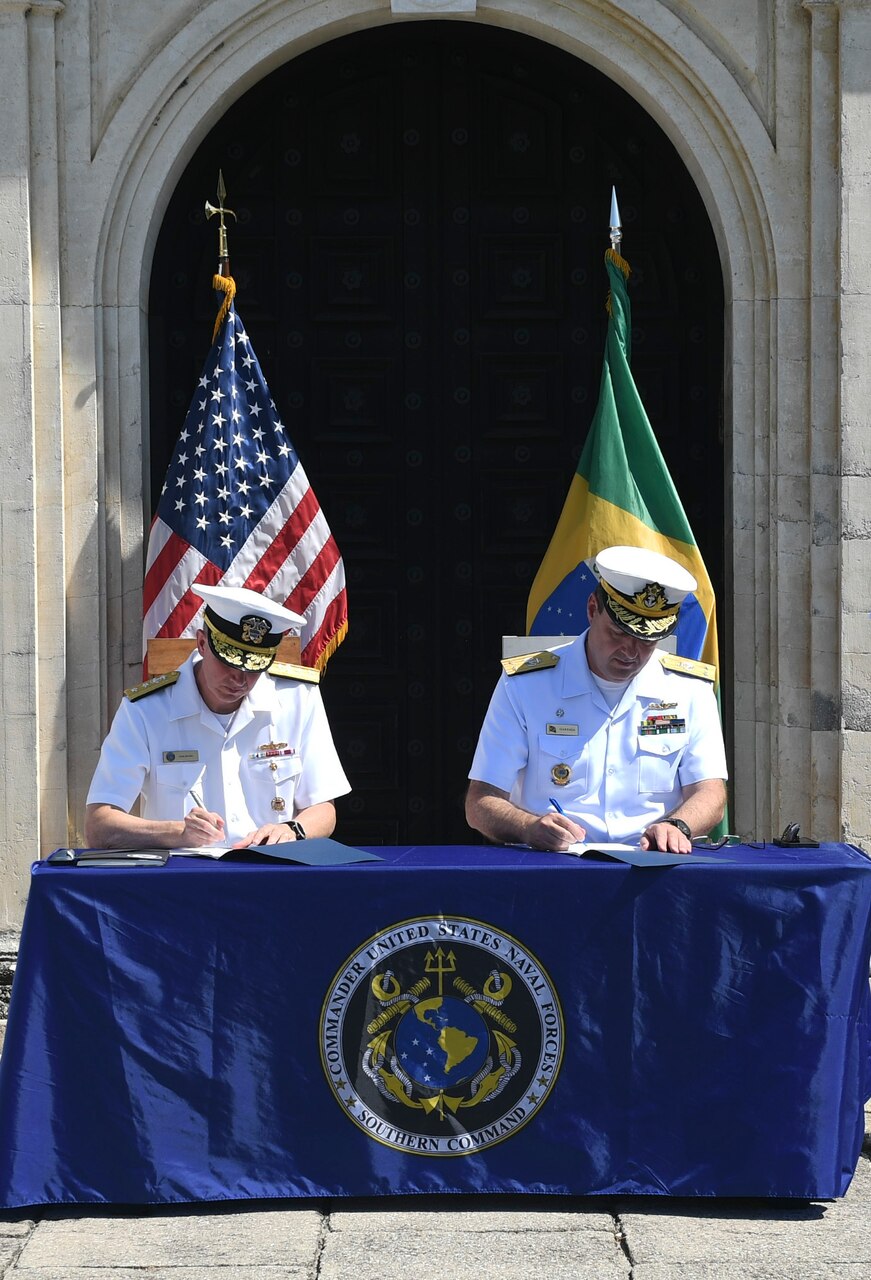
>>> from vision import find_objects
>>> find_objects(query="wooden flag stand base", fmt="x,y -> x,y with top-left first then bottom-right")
147,634 -> 301,676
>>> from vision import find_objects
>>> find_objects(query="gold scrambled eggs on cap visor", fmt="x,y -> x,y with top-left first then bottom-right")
599,578 -> 681,640
204,613 -> 278,671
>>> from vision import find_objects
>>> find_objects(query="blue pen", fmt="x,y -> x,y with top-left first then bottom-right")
549,796 -> 567,816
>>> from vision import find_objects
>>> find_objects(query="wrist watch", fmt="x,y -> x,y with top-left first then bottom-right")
286,818 -> 307,840
665,817 -> 691,839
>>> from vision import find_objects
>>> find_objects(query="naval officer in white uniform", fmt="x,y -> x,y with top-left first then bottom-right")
85,585 -> 350,849
465,546 -> 727,854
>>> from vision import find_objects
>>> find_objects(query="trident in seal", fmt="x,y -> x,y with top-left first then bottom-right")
424,946 -> 457,996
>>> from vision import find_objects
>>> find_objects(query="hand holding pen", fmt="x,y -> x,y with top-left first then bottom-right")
525,795 -> 586,851
183,786 -> 226,846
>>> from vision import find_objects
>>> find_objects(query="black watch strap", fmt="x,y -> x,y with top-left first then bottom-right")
286,819 -> 307,840
665,818 -> 691,839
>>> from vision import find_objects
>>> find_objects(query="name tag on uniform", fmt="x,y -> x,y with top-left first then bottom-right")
162,750 -> 199,763
546,723 -> 578,736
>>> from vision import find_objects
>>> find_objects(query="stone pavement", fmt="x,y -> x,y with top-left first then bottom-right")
0,1109 -> 868,1280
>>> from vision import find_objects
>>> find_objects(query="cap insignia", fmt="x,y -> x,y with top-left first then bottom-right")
241,614 -> 270,645
635,582 -> 668,612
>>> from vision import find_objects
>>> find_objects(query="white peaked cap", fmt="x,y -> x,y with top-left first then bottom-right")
195,585 -> 304,671
593,545 -> 697,641
195,585 -> 304,632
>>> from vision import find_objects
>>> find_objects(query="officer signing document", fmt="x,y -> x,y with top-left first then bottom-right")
85,586 -> 350,850
465,545 -> 727,855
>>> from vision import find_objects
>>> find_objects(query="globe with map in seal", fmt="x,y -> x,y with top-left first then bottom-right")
320,914 -> 565,1157
393,995 -> 491,1091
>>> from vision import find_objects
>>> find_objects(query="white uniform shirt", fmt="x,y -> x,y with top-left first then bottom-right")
87,654 -> 351,843
469,632 -> 727,845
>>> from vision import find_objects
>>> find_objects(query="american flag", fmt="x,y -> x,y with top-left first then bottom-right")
143,298 -> 347,669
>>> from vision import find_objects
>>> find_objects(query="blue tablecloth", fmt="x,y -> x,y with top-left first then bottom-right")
1,842 -> 870,1206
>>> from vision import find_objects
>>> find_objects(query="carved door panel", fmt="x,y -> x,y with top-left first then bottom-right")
149,23 -> 724,846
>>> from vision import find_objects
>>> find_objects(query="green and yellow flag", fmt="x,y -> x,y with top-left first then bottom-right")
527,248 -> 720,687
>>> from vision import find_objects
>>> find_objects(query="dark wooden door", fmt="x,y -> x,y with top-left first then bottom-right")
149,22 -> 724,846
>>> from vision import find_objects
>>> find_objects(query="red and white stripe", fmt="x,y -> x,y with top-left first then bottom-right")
142,466 -> 347,670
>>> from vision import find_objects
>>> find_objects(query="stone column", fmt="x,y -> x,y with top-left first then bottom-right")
800,1 -> 842,839
29,1 -> 69,882
837,0 -> 871,845
0,2 -> 41,922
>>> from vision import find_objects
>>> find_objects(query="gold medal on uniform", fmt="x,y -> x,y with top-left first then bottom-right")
551,763 -> 571,786
271,796 -> 286,812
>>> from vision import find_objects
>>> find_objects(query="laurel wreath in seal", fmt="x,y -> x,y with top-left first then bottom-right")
361,947 -> 523,1121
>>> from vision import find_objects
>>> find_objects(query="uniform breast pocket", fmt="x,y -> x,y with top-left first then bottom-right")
537,734 -> 587,792
155,763 -> 202,794
154,764 -> 203,816
248,754 -> 303,815
637,735 -> 687,794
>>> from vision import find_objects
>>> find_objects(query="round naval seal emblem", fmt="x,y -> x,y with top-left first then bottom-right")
319,915 -> 564,1156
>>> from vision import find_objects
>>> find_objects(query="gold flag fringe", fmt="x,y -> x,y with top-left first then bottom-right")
212,273 -> 237,342
605,247 -> 631,277
314,621 -> 349,672
604,248 -> 631,316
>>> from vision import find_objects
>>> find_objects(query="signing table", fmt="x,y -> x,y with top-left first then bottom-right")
0,842 -> 870,1207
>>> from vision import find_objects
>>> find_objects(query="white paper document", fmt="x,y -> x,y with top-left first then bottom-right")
170,846 -> 234,857
565,842 -> 638,856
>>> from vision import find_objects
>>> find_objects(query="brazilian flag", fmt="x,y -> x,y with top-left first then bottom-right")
526,249 -> 720,689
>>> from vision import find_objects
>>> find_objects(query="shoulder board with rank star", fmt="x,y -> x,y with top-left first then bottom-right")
658,653 -> 716,683
124,671 -> 181,701
501,651 -> 561,677
269,661 -> 321,684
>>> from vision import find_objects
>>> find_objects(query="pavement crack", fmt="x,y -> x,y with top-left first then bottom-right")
613,1209 -> 635,1272
312,1208 -> 333,1277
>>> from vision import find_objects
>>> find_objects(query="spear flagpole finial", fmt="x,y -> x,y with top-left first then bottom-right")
204,169 -> 236,274
205,171 -> 237,340
609,186 -> 622,254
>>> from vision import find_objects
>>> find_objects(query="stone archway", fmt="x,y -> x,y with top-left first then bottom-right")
147,20 -> 726,846
80,4 -> 780,841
